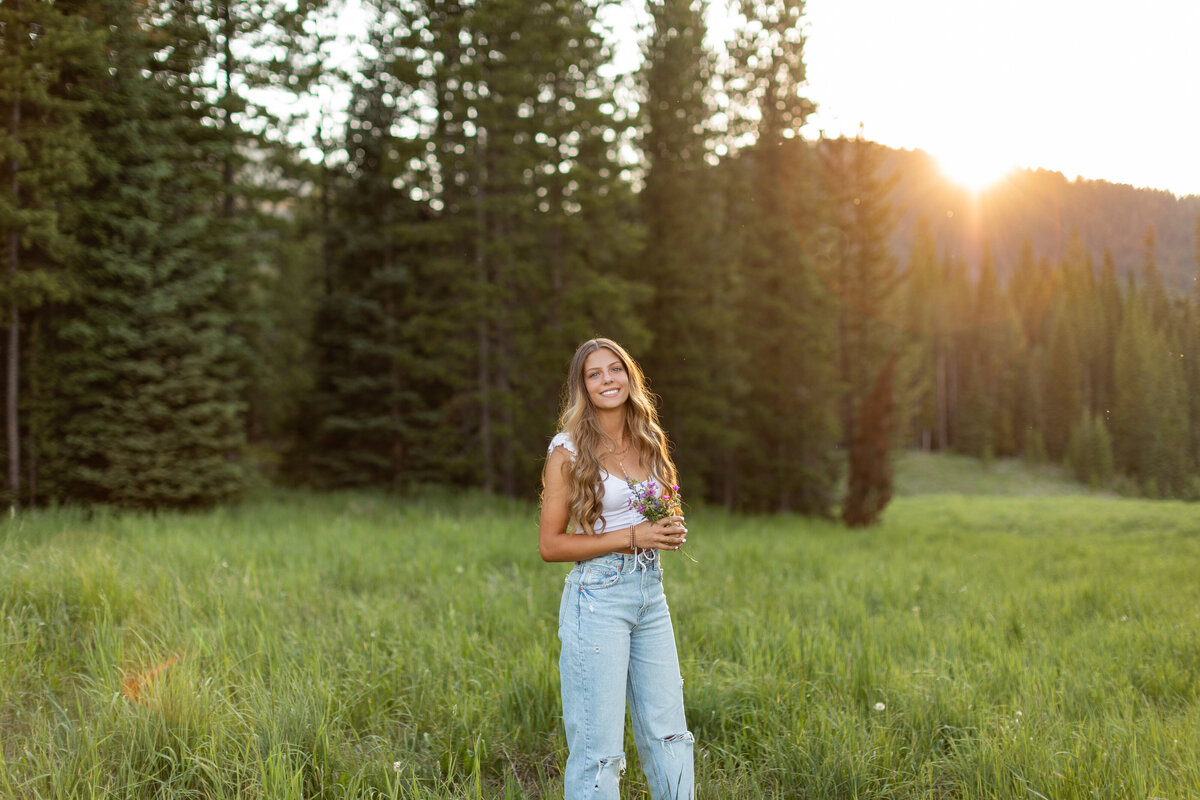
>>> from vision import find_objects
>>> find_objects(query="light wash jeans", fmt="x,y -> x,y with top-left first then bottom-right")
558,550 -> 695,799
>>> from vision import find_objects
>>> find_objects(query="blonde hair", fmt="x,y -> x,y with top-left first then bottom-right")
552,338 -> 678,535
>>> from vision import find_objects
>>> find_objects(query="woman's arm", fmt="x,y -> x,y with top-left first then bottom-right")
538,446 -> 687,562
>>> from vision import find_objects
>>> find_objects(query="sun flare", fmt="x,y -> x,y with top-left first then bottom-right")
934,147 -> 1017,194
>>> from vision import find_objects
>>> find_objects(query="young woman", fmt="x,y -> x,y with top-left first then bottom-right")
538,337 -> 695,800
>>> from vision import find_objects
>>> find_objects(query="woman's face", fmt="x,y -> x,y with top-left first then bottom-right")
582,347 -> 629,411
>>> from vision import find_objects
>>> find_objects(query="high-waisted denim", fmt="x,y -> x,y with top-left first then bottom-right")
558,550 -> 694,799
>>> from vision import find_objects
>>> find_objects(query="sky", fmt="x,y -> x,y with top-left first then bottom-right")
784,0 -> 1200,196
319,0 -> 1200,198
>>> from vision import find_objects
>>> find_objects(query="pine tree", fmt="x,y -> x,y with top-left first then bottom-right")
952,249 -> 991,458
1043,311 -> 1082,461
962,245 -> 1022,457
1064,244 -> 1105,418
638,0 -> 731,503
0,0 -> 99,507
202,0 -> 331,452
46,0 -> 246,507
721,0 -> 839,514
1008,239 -> 1056,346
1065,409 -> 1114,487
435,0 -> 645,494
895,220 -> 940,450
1185,217 -> 1200,472
1112,299 -> 1189,496
817,136 -> 899,517
1006,241 -> 1055,457
929,254 -> 971,451
1095,248 -> 1122,421
843,354 -> 896,526
1139,224 -> 1170,325
301,2 -> 453,488
818,136 -> 899,446
306,0 -> 644,495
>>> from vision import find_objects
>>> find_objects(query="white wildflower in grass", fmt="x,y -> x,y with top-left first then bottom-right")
393,761 -> 403,774
874,702 -> 885,712
456,565 -> 464,574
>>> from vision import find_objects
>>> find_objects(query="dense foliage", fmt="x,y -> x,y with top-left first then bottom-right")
884,149 -> 1200,291
2,0 -> 1199,510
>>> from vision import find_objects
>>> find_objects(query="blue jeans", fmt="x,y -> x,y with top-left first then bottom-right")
558,551 -> 695,799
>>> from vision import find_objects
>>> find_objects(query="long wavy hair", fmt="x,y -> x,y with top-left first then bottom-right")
551,338 -> 678,535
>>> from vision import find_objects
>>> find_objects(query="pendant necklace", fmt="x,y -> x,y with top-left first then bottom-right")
608,436 -> 632,480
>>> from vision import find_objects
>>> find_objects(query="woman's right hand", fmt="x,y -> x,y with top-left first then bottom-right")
634,517 -> 688,550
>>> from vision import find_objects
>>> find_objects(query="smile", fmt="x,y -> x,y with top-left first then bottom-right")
600,389 -> 620,397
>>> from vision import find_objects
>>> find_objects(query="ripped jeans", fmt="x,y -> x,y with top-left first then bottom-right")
558,550 -> 695,799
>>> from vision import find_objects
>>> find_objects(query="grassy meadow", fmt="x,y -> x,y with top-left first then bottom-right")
2,457 -> 1199,799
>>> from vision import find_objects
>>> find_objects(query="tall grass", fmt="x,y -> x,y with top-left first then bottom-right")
2,484 -> 1198,798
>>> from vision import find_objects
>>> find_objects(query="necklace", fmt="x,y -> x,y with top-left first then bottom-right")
616,450 -> 631,481
606,435 -> 632,480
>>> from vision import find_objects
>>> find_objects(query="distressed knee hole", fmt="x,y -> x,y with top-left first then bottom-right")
593,754 -> 626,792
659,731 -> 694,757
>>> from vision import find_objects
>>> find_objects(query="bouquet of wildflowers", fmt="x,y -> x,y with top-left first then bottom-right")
627,478 -> 682,522
628,478 -> 694,559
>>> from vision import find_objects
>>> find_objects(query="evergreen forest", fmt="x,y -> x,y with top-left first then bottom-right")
4,0 -> 1200,514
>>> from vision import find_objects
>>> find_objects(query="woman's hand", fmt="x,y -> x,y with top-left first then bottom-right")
633,516 -> 688,550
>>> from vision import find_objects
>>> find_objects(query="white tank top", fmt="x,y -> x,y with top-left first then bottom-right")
547,431 -> 656,535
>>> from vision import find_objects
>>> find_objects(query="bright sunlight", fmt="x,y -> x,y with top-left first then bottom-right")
800,0 -> 1200,196
933,145 -> 1016,193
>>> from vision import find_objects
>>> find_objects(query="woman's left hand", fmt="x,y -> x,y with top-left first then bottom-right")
635,516 -> 688,550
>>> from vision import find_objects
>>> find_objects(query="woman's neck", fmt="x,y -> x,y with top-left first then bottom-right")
596,407 -> 627,448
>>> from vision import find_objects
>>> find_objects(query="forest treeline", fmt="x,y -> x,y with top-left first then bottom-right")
3,0 -> 1199,513
881,148 -> 1200,289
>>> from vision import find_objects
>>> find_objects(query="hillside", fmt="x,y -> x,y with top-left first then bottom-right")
892,451 -> 1110,498
870,145 -> 1200,288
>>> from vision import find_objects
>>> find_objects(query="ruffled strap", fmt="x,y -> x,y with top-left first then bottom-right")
547,431 -> 577,461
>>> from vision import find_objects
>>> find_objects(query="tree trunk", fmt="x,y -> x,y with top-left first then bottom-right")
776,437 -> 788,513
320,143 -> 333,296
219,0 -> 236,219
7,83 -> 21,511
722,446 -> 734,511
495,218 -> 515,497
27,314 -> 38,507
935,338 -> 948,450
384,230 -> 401,480
473,128 -> 494,492
838,264 -> 851,444
547,86 -> 564,335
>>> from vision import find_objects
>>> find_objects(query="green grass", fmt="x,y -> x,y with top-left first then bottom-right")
2,476 -> 1199,798
893,451 -> 1110,497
